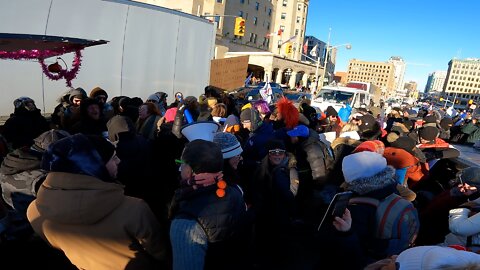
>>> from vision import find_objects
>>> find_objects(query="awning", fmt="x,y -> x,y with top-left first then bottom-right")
0,33 -> 108,60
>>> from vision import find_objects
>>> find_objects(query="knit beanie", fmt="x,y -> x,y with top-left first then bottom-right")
213,132 -> 243,159
352,140 -> 385,155
325,106 -> 338,117
13,96 -> 35,110
240,108 -> 253,123
342,151 -> 387,183
31,129 -> 71,153
396,246 -> 480,270
418,126 -> 439,141
85,135 -> 115,164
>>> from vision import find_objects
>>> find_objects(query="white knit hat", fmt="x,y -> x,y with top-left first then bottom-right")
396,246 -> 480,270
213,132 -> 243,159
342,151 -> 387,183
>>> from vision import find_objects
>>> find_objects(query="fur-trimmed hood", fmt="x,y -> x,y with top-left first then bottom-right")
343,166 -> 397,195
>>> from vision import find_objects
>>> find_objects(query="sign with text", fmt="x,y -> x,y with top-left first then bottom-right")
210,56 -> 249,91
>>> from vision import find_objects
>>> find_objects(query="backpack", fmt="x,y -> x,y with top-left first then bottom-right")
349,193 -> 419,256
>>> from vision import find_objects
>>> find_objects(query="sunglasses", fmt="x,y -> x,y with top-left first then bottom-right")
268,149 -> 286,155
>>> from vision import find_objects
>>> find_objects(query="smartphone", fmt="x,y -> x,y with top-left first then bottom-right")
317,191 -> 353,231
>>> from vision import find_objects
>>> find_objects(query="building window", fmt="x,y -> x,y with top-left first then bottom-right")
267,22 -> 270,29
280,25 -> 285,31
281,13 -> 286,19
238,11 -> 243,18
214,16 -> 221,29
295,29 -> 299,35
296,16 -> 300,23
255,2 -> 259,10
240,0 -> 244,3
253,17 -> 257,25
283,0 -> 287,7
245,12 -> 248,19
298,3 -> 301,10
217,0 -> 222,3
268,8 -> 272,16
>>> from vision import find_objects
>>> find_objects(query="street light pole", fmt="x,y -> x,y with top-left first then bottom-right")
316,28 -> 332,88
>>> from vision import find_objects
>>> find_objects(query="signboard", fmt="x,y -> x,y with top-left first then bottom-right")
210,55 -> 249,91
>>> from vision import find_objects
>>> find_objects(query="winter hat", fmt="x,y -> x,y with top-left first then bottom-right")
85,135 -> 116,164
423,114 -> 437,124
418,126 -> 439,141
396,245 -> 480,270
89,87 -> 108,99
358,114 -> 377,132
342,151 -> 387,183
164,107 -> 177,123
240,107 -> 253,123
352,140 -> 385,155
13,96 -> 36,111
391,136 -> 416,154
31,129 -> 71,153
213,132 -> 243,159
440,117 -> 454,130
265,139 -> 286,151
287,125 -> 309,138
325,106 -> 338,117
459,167 -> 480,186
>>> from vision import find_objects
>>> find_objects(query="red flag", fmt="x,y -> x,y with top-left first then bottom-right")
277,28 -> 283,36
303,40 -> 308,54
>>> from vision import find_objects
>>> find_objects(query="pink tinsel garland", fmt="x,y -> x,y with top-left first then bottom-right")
39,50 -> 82,87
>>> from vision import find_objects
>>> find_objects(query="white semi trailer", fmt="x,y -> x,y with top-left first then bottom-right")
0,0 -> 215,116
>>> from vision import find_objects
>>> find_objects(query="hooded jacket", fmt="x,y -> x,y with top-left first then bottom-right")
26,134 -> 167,269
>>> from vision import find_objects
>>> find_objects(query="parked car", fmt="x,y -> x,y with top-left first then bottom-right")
284,92 -> 312,102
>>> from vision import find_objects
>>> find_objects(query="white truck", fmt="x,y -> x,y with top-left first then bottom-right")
0,0 -> 215,116
310,85 -> 372,113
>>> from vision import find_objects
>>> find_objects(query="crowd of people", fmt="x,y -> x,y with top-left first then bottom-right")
0,85 -> 479,269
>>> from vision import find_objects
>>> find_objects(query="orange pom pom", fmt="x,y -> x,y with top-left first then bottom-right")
216,188 -> 226,198
217,180 -> 227,189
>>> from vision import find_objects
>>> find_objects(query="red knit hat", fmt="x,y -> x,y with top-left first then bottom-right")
352,140 -> 385,155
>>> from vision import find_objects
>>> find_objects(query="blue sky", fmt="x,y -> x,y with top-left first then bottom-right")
305,0 -> 480,92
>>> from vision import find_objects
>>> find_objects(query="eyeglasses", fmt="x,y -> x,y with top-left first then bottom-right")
268,149 -> 286,156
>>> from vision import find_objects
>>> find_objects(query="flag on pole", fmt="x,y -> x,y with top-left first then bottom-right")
277,28 -> 283,36
260,82 -> 273,104
310,44 -> 318,57
281,35 -> 297,45
244,72 -> 253,86
303,40 -> 308,54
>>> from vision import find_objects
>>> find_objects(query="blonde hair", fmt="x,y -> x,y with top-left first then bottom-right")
341,123 -> 359,133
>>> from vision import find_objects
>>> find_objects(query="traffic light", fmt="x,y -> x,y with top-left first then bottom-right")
234,17 -> 245,36
285,42 -> 293,54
